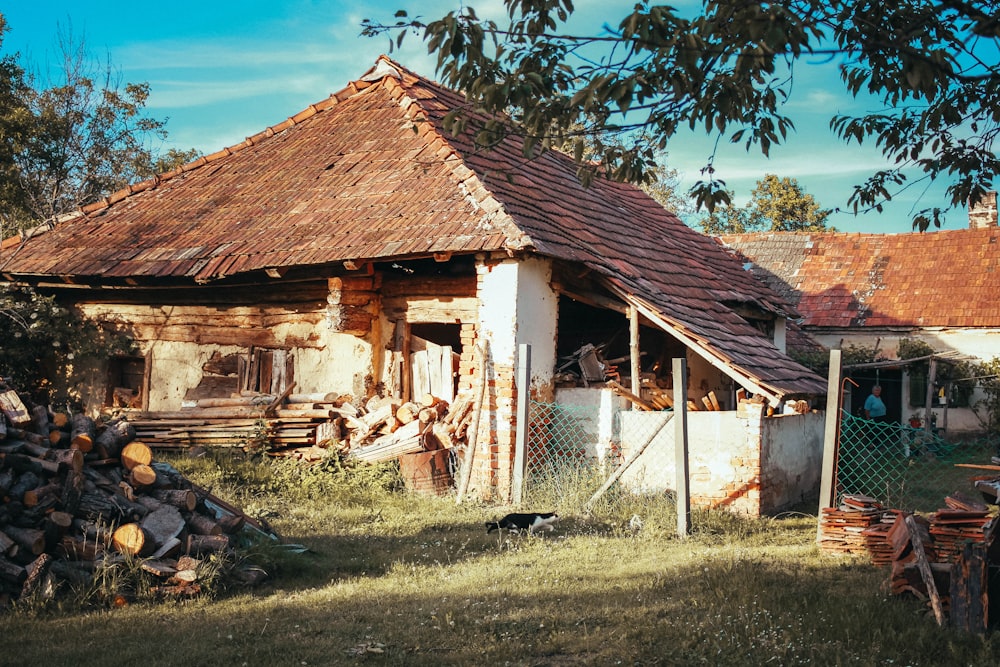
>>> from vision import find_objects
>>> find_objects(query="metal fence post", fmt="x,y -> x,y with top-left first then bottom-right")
512,343 -> 530,505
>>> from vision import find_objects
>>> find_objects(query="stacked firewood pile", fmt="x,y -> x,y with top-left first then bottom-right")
0,383 -> 277,607
122,387 -> 477,466
819,492 -> 998,632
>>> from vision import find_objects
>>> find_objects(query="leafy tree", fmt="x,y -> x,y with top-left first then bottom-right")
701,174 -> 832,234
0,285 -> 136,406
0,16 -> 200,236
365,1 -> 1000,229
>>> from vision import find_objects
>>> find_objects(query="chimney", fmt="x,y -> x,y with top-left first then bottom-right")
969,191 -> 998,228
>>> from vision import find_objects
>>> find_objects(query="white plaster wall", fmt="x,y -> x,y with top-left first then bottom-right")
512,257 -> 558,393
617,411 -> 746,494
615,409 -> 823,514
761,412 -> 825,509
554,387 -> 629,461
140,332 -> 375,411
478,260 -> 521,368
479,257 -> 558,390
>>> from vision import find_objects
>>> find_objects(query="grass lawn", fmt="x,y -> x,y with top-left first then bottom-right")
3,452 -> 1000,666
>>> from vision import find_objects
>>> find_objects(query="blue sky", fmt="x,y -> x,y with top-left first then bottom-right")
2,1 -> 969,233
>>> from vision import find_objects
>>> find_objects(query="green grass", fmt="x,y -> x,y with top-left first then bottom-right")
4,451 -> 1000,666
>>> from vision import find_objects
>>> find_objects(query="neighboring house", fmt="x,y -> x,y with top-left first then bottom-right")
719,192 -> 1000,434
0,57 -> 826,509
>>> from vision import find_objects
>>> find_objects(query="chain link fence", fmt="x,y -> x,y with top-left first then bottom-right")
836,411 -> 998,511
525,400 -> 675,504
526,400 -> 606,487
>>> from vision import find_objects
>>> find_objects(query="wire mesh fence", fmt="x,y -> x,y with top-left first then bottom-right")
526,400 -> 605,487
525,400 -> 677,505
836,411 -> 998,512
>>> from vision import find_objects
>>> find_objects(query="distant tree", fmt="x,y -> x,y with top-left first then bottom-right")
0,16 -> 200,237
700,174 -> 831,234
365,0 -> 1000,229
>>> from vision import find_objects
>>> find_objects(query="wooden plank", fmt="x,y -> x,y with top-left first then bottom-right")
0,390 -> 31,426
904,514 -> 946,626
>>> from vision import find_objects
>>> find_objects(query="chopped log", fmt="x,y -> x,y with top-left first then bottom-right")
0,529 -> 17,557
51,411 -> 70,429
396,402 -> 419,424
192,483 -> 272,536
70,414 -> 97,452
141,505 -> 186,549
701,396 -> 713,411
443,394 -> 472,425
112,523 -> 152,556
95,420 -> 136,459
151,536 -> 182,560
4,525 -> 45,556
216,513 -> 245,534
61,468 -> 84,516
708,391 -> 722,410
6,427 -> 47,446
129,463 -> 157,488
57,535 -> 101,561
186,534 -> 230,555
78,490 -> 145,523
187,513 -> 222,536
151,489 -> 197,512
48,430 -> 71,448
141,559 -> 178,578
49,558 -> 94,586
9,470 -> 42,501
30,404 -> 50,438
0,556 -> 27,585
23,482 -> 62,509
172,568 -> 198,584
47,510 -> 74,531
21,552 -> 53,599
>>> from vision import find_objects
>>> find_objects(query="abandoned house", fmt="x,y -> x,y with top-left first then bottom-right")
719,192 -> 1000,435
0,57 -> 827,510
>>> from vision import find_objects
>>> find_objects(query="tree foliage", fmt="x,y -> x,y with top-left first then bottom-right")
0,285 -> 136,406
700,174 -> 832,234
365,0 -> 1000,229
0,16 -> 199,236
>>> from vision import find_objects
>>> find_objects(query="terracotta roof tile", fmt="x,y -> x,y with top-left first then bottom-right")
720,229 -> 1000,329
0,57 -> 824,397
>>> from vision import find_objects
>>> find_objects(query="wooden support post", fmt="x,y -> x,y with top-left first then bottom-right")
512,344 -> 530,505
817,349 -> 842,543
629,306 -> 641,405
673,357 -> 690,537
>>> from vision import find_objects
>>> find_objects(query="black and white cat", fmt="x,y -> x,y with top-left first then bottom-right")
485,512 -> 559,535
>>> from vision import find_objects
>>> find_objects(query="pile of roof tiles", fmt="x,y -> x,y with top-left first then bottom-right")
820,490 -> 998,632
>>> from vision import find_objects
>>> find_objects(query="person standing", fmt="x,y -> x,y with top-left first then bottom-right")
864,385 -> 887,423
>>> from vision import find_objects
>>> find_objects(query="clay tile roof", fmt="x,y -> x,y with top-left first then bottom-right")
0,56 -> 825,398
719,229 -> 1000,329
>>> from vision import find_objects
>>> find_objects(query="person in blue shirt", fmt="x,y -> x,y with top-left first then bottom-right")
864,385 -> 887,423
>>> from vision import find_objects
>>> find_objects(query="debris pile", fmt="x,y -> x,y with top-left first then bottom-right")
0,383 -> 277,607
819,491 -> 998,632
